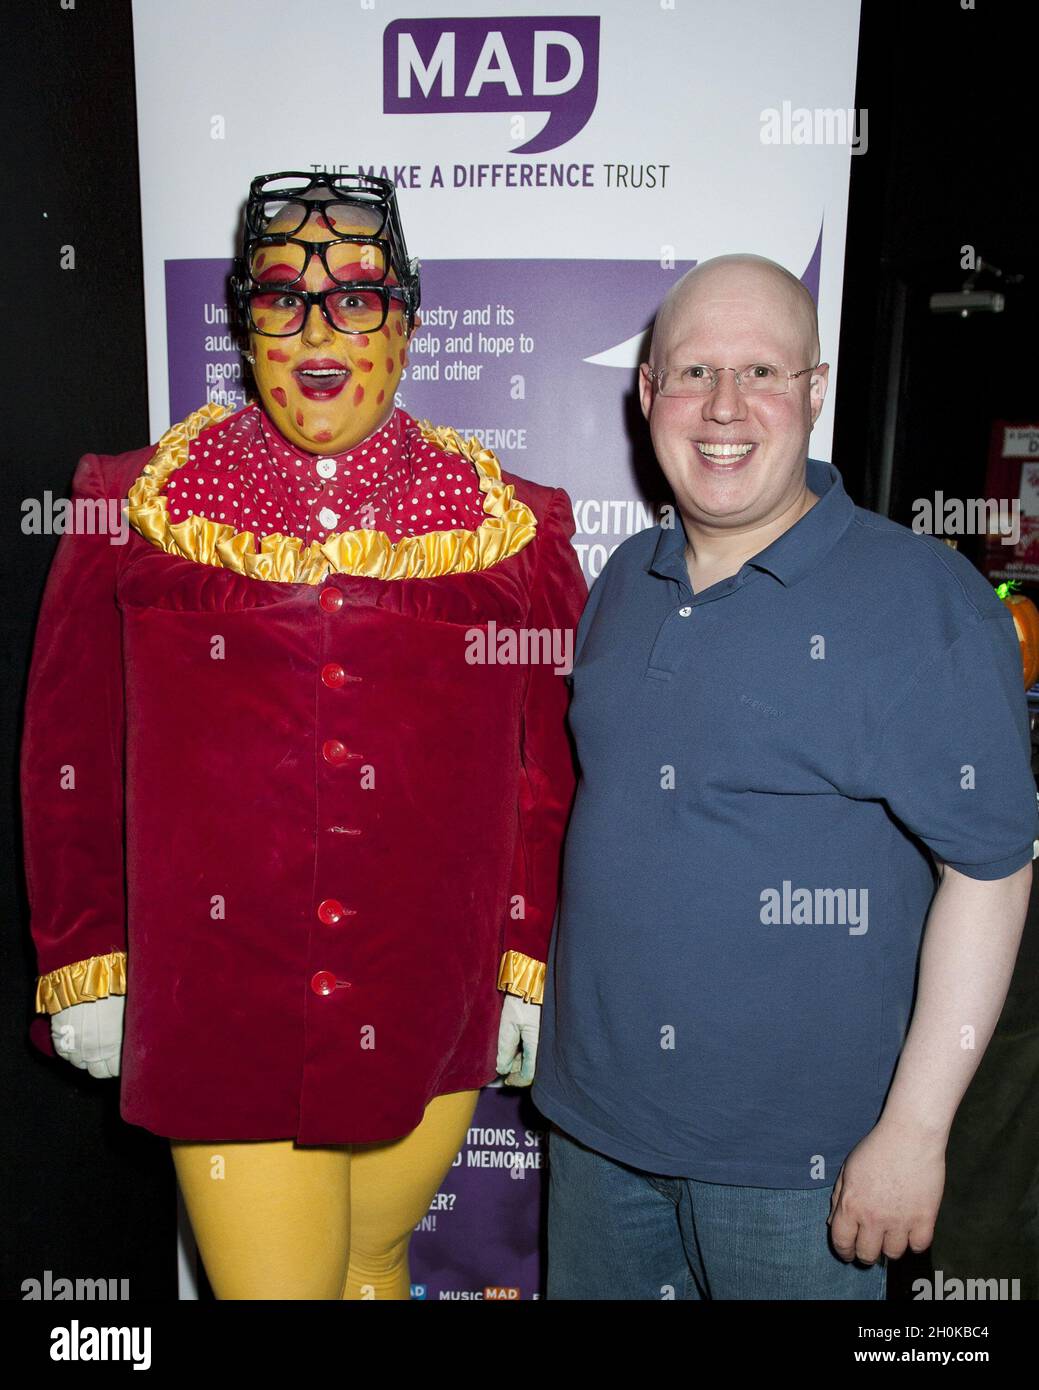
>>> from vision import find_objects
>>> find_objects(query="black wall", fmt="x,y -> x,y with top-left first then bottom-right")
2,0 -> 173,1301
835,1 -> 1034,536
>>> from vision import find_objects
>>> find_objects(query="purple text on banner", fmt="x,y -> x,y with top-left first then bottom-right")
383,15 -> 601,154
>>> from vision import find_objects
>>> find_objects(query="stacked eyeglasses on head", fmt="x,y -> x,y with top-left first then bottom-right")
231,171 -> 422,338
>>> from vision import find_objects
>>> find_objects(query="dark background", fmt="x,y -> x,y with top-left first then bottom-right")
2,0 -> 1033,1302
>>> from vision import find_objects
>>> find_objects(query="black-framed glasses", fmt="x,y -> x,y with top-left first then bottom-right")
246,232 -> 393,287
244,173 -> 391,240
235,170 -> 422,335
243,282 -> 410,337
647,363 -> 821,397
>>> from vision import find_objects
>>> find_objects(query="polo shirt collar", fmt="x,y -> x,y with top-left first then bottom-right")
647,458 -> 854,589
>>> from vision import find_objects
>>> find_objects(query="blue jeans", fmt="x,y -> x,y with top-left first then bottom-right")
546,1125 -> 888,1301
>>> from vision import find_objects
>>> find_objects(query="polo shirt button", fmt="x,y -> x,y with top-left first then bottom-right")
310,970 -> 337,996
678,606 -> 692,617
317,898 -> 346,925
322,738 -> 350,765
315,458 -> 337,479
321,662 -> 347,688
319,587 -> 343,612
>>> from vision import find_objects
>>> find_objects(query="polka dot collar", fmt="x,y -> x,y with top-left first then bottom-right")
255,408 -> 401,489
164,402 -> 487,546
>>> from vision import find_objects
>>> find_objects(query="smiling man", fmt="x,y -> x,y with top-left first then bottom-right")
531,254 -> 1037,1300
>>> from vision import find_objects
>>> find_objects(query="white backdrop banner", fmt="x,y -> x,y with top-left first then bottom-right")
131,0 -> 862,1299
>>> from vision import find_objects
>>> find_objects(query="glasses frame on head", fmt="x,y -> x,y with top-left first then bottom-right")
231,169 -> 422,340
646,363 -> 820,397
243,232 -> 396,290
244,171 -> 395,240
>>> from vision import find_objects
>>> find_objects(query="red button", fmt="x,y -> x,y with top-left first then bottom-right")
317,897 -> 356,924
321,663 -> 347,688
322,739 -> 351,765
319,587 -> 344,613
310,970 -> 337,996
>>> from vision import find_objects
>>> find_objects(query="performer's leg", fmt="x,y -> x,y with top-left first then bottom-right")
342,1088 -> 480,1301
171,1139 -> 352,1300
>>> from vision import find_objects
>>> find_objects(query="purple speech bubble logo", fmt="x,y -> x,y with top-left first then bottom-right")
384,16 -> 600,155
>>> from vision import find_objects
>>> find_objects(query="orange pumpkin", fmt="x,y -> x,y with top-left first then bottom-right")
996,582 -> 1039,688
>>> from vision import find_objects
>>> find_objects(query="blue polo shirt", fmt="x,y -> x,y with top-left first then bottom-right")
532,458 -> 1038,1188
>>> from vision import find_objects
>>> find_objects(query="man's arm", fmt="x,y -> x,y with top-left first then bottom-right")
828,860 -> 1032,1263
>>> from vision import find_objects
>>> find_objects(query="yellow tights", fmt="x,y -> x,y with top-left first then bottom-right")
171,1089 -> 479,1300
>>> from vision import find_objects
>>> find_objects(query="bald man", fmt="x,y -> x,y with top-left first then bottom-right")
531,254 -> 1036,1300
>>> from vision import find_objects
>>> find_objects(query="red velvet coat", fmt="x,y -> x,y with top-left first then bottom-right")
21,402 -> 587,1144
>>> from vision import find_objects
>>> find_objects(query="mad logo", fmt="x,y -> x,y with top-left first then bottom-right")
383,15 -> 600,153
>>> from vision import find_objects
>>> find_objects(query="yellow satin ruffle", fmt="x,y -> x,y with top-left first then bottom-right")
497,949 -> 546,1005
36,950 -> 127,1015
125,404 -> 538,583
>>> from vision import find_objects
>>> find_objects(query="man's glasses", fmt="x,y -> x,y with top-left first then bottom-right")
244,283 -> 409,337
647,363 -> 819,397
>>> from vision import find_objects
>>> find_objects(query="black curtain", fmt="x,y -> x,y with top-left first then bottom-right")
1,0 -> 174,1301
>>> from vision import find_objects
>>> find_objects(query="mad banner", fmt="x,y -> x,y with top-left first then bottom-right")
132,0 -> 861,1298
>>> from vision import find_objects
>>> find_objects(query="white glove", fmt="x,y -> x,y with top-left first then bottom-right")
496,993 -> 541,1087
50,995 -> 125,1078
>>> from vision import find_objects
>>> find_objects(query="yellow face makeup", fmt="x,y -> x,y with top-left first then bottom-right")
247,210 -> 413,454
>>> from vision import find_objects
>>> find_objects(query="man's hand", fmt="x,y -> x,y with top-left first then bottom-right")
828,1118 -> 946,1263
827,862 -> 1029,1265
496,993 -> 541,1087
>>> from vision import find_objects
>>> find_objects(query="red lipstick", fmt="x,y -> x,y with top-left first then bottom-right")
293,357 -> 351,400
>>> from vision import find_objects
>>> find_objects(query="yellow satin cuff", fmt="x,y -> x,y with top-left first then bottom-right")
125,404 -> 538,583
35,951 -> 127,1015
497,950 -> 546,1005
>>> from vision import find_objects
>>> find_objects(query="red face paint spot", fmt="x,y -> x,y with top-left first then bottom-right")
256,316 -> 269,329
385,357 -> 394,373
355,334 -> 369,347
356,358 -> 373,373
270,386 -> 287,407
380,325 -> 390,339
315,430 -> 333,442
377,389 -> 385,405
295,409 -> 304,427
398,349 -> 406,366
353,385 -> 365,407
266,348 -> 291,362
256,262 -> 299,284
254,252 -> 266,269
395,320 -> 403,336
